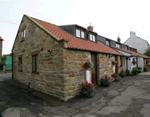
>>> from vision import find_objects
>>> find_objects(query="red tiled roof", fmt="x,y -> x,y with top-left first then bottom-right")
0,36 -> 3,41
28,16 -> 122,55
113,46 -> 150,58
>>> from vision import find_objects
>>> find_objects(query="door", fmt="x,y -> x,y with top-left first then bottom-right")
91,53 -> 97,85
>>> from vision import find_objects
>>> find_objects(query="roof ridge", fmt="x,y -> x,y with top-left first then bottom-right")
24,15 -> 122,55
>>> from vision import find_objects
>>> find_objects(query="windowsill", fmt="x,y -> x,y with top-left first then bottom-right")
32,72 -> 39,74
20,37 -> 25,42
76,36 -> 85,39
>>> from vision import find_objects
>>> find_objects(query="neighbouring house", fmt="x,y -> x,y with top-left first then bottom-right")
2,54 -> 12,72
98,35 -> 150,72
124,31 -> 150,54
12,15 -> 123,101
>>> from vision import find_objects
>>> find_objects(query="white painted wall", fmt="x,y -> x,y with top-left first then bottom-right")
127,57 -> 137,72
124,32 -> 149,54
138,57 -> 144,71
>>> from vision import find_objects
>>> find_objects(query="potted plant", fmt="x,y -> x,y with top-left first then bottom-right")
84,59 -> 93,69
100,75 -> 112,87
137,67 -> 142,73
80,82 -> 95,98
111,73 -> 121,82
119,70 -> 126,78
111,60 -> 117,66
132,67 -> 138,75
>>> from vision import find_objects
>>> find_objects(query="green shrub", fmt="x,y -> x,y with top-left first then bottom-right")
137,67 -> 142,73
126,69 -> 130,76
119,71 -> 126,77
144,66 -> 148,72
111,73 -> 119,78
132,67 -> 138,75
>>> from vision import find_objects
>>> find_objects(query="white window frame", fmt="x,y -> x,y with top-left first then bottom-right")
81,31 -> 85,38
89,34 -> 96,42
76,29 -> 80,38
116,43 -> 120,48
21,29 -> 26,38
106,40 -> 109,46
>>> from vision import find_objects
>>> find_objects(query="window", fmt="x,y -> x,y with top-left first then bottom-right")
76,29 -> 80,38
81,31 -> 85,38
125,46 -> 127,49
106,40 -> 110,46
21,29 -> 26,38
76,29 -> 85,39
18,57 -> 22,72
32,54 -> 38,73
116,43 -> 120,48
89,34 -> 96,42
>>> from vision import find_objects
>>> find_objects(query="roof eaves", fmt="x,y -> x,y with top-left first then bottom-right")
25,15 -> 60,41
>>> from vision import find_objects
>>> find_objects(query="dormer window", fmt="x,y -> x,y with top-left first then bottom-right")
21,29 -> 26,38
76,29 -> 85,38
106,40 -> 110,46
116,43 -> 120,48
89,34 -> 95,42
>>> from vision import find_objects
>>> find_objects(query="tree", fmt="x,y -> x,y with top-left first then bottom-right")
144,48 -> 150,56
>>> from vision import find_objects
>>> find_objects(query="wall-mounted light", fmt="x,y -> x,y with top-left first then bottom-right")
47,50 -> 52,54
41,48 -> 43,51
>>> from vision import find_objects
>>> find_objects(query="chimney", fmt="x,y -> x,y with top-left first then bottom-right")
117,37 -> 121,43
0,36 -> 4,61
130,31 -> 136,37
87,26 -> 93,32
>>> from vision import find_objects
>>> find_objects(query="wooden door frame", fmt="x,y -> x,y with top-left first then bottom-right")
91,53 -> 98,85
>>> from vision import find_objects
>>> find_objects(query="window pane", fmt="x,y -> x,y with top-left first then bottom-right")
81,31 -> 84,38
76,29 -> 80,37
21,32 -> 24,37
90,34 -> 93,41
35,55 -> 38,72
23,29 -> 26,37
32,56 -> 35,72
106,41 -> 109,46
18,58 -> 22,71
116,44 -> 120,48
93,35 -> 95,42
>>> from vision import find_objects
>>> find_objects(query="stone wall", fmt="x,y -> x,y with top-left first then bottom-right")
12,15 -> 122,101
98,54 -> 115,80
12,16 -> 65,100
98,54 -> 123,81
62,49 -> 90,101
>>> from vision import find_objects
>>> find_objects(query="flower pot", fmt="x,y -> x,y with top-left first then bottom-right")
80,89 -> 94,98
101,79 -> 111,87
115,77 -> 121,82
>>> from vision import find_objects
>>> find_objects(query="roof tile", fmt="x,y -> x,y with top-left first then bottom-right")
30,16 -> 121,55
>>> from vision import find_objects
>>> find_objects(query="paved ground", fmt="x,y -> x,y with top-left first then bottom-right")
0,72 -> 150,117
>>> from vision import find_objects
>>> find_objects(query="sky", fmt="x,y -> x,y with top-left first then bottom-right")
0,0 -> 150,54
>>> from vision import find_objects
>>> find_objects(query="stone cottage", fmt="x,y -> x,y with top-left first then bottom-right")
12,15 -> 122,101
98,35 -> 150,72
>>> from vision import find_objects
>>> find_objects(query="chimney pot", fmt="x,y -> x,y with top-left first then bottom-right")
87,26 -> 93,31
117,37 -> 121,43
